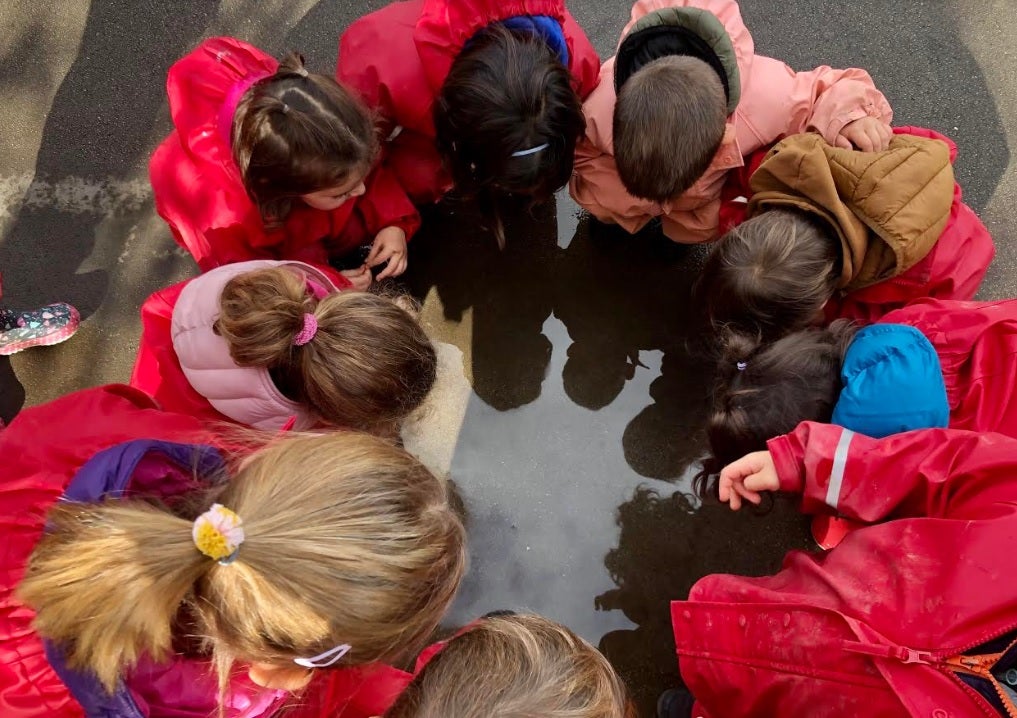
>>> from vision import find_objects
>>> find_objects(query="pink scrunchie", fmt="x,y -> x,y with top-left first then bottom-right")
293,313 -> 318,346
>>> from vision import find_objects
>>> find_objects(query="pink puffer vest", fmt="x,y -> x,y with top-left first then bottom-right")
171,260 -> 340,430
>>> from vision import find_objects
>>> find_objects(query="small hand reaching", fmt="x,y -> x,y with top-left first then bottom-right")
367,226 -> 408,280
718,450 -> 779,511
340,265 -> 373,292
835,116 -> 892,152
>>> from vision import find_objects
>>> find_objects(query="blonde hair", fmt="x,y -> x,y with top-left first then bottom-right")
215,266 -> 437,434
18,432 -> 466,696
385,613 -> 634,718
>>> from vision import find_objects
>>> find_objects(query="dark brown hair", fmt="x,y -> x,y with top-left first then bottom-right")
613,55 -> 727,202
232,53 -> 379,225
692,323 -> 857,498
385,613 -> 634,718
697,209 -> 841,342
434,25 -> 586,247
215,267 -> 437,434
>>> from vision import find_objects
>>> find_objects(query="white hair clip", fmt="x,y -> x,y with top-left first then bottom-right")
293,643 -> 352,669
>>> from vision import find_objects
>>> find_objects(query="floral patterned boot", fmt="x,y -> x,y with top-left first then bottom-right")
0,303 -> 80,356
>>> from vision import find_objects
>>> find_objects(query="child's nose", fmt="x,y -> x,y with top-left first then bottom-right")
352,182 -> 366,197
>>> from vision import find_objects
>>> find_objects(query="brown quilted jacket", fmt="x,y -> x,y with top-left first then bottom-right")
748,133 -> 954,290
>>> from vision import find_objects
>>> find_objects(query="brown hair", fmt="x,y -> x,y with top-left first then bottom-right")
215,266 -> 437,434
434,25 -> 586,247
232,52 -> 379,225
386,613 -> 634,718
697,209 -> 841,342
613,55 -> 727,203
692,323 -> 857,498
18,431 -> 467,695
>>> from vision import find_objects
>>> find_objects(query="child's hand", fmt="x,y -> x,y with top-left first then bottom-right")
340,265 -> 373,292
835,116 -> 892,152
367,226 -> 408,280
718,451 -> 779,510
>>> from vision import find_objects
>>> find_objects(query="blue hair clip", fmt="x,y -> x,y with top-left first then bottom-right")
511,143 -> 550,157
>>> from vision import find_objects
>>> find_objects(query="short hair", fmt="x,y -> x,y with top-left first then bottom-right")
385,613 -> 635,718
232,52 -> 379,226
697,209 -> 841,342
614,55 -> 727,202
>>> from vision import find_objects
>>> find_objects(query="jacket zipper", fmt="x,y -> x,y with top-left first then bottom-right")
843,628 -> 1017,718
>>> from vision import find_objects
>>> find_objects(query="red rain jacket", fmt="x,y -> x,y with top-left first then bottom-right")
718,126 -> 994,324
150,37 -> 420,271
337,0 -> 601,203
882,298 -> 1017,439
674,423 -> 1017,718
0,385 -> 210,717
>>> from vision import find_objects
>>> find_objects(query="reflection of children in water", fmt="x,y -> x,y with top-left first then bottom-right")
596,487 -> 811,717
404,199 -> 558,411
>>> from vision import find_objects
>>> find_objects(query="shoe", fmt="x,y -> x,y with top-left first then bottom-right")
0,303 -> 80,356
657,688 -> 696,718
811,514 -> 864,550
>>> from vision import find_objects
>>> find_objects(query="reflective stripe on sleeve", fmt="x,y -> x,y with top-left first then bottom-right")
824,429 -> 856,511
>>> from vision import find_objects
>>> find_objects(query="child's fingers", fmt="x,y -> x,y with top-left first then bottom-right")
834,134 -> 853,150
734,482 -> 762,506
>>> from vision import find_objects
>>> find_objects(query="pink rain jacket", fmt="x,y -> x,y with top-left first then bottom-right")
570,0 -> 893,243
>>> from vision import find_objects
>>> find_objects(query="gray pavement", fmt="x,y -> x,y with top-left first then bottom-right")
1,0 -> 1014,714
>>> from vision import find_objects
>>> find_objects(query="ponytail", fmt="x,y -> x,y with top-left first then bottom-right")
20,432 -> 466,698
19,501 -> 214,690
216,267 -> 438,433
692,324 -> 856,499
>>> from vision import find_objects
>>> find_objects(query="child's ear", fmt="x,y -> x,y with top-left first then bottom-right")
247,662 -> 314,691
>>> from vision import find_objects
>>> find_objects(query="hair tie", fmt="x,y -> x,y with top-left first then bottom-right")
736,361 -> 748,372
295,66 -> 308,78
294,313 -> 318,346
294,643 -> 352,669
511,143 -> 550,157
281,103 -> 291,114
192,504 -> 245,565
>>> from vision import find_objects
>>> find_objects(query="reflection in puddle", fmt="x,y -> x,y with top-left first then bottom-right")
404,192 -> 814,716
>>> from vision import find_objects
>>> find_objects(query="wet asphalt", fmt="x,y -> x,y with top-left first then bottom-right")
1,0 -> 1014,714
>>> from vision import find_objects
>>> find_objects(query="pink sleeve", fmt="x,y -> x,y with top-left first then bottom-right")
768,422 -> 1017,522
570,137 -> 658,235
735,55 -> 892,147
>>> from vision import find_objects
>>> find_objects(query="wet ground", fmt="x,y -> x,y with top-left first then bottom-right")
1,1 -> 1015,715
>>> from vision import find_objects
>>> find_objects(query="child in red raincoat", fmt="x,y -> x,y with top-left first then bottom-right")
699,127 -> 994,338
337,0 -> 599,243
150,37 -> 420,277
661,424 -> 1017,718
0,385 -> 466,718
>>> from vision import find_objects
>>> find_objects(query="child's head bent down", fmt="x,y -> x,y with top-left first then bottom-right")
232,52 -> 378,224
216,266 -> 437,435
19,431 -> 467,697
698,209 -> 841,341
614,55 -> 728,203
385,613 -> 633,718
434,26 -> 586,237
693,323 -> 856,498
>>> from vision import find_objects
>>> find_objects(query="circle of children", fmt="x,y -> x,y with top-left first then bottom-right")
1,0 -> 1014,716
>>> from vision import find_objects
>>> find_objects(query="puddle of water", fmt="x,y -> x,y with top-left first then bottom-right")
403,190 -> 813,716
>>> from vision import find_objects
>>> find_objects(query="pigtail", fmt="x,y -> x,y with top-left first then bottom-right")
18,501 -> 210,691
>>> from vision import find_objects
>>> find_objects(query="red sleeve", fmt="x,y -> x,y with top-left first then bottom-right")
562,8 -> 601,98
354,163 -> 422,240
769,422 -> 1017,523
